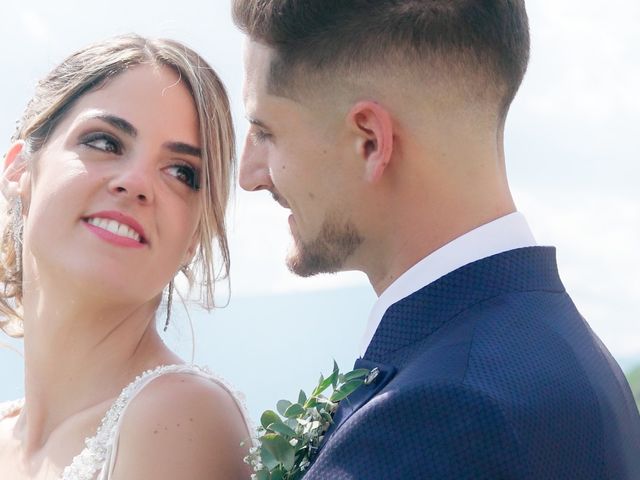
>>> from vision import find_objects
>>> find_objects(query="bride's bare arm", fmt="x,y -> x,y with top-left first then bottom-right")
109,373 -> 252,480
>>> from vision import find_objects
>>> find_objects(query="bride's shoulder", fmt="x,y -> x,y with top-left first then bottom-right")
109,365 -> 251,479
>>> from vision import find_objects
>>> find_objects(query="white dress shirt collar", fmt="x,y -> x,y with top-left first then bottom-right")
359,212 -> 537,356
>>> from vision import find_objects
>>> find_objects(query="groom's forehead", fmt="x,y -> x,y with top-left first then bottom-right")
243,41 -> 271,88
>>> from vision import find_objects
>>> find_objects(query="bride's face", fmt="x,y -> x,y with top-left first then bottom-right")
21,65 -> 203,304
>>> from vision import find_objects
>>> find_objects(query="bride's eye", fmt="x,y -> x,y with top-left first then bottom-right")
81,132 -> 122,154
165,163 -> 201,191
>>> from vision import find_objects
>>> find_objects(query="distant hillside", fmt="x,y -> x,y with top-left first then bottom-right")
627,365 -> 640,412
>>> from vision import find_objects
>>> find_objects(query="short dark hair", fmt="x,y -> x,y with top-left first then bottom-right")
233,0 -> 530,111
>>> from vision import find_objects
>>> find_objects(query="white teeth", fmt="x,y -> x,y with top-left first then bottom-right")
87,217 -> 141,242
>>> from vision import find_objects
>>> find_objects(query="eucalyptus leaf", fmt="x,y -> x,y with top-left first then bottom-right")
276,399 -> 292,416
262,434 -> 296,470
284,403 -> 306,418
270,468 -> 285,480
268,421 -> 297,437
260,444 -> 279,470
298,389 -> 307,405
261,410 -> 283,430
342,368 -> 370,382
330,379 -> 364,402
320,411 -> 333,423
315,369 -> 338,396
255,471 -> 270,480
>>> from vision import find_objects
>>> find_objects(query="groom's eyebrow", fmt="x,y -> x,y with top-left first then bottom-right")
246,116 -> 271,130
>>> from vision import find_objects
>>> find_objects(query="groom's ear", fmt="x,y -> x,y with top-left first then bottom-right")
346,101 -> 394,183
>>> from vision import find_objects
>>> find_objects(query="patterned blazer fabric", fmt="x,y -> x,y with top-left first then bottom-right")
303,247 -> 640,479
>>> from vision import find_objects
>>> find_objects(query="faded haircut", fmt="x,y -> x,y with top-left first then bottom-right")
233,0 -> 530,114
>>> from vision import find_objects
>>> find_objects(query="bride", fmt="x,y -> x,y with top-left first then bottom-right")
0,35 -> 251,479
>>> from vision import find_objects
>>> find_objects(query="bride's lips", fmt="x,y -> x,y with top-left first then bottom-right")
82,210 -> 148,248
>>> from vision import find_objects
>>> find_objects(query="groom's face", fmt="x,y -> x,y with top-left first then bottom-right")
240,42 -> 363,276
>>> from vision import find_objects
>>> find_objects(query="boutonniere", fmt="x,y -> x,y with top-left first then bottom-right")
244,361 -> 370,480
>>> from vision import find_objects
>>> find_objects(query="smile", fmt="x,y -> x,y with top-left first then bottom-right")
86,217 -> 142,242
83,211 -> 148,248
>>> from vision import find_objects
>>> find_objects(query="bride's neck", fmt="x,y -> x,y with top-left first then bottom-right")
17,281 -> 179,454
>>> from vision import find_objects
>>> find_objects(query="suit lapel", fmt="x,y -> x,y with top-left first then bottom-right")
314,359 -> 396,456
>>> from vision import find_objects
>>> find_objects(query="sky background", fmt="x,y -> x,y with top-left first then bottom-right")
0,0 -> 638,421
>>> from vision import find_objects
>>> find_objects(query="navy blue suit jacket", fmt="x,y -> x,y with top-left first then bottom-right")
303,247 -> 640,479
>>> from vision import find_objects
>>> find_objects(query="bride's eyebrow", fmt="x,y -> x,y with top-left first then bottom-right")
78,111 -> 201,159
80,111 -> 138,138
164,141 -> 202,159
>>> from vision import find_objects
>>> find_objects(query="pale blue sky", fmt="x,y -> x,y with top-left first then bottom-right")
1,1 -> 639,417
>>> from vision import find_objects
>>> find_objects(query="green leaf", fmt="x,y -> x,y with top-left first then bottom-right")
313,369 -> 339,396
260,443 -> 279,470
270,468 -> 285,480
276,399 -> 292,416
342,368 -> 370,382
256,470 -> 271,480
320,411 -> 333,424
267,421 -> 297,437
262,433 -> 296,470
255,470 -> 270,480
286,417 -> 298,430
330,379 -> 364,402
261,410 -> 282,430
283,403 -> 305,418
298,389 -> 307,405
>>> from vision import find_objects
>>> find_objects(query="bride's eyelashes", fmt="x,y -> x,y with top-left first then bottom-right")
80,131 -> 122,154
164,162 -> 201,191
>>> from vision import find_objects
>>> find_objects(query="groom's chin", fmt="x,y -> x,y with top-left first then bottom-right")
286,248 -> 323,278
285,217 -> 363,277
286,244 -> 338,278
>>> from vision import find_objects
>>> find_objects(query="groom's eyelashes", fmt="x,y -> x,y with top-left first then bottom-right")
249,129 -> 272,144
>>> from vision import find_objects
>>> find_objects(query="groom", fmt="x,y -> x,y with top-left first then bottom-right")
233,1 -> 640,478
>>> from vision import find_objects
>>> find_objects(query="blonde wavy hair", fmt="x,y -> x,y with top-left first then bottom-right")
0,34 -> 235,337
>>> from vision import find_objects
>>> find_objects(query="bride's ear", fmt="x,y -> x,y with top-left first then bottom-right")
181,229 -> 201,269
2,141 -> 30,200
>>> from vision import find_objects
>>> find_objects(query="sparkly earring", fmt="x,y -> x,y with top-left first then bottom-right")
11,197 -> 23,275
163,279 -> 174,332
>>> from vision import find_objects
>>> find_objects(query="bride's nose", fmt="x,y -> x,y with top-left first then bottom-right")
108,158 -> 155,204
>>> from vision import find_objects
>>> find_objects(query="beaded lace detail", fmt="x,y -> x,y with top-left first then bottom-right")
52,363 -> 250,480
0,398 -> 24,421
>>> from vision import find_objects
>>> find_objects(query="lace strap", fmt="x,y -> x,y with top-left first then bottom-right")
61,364 -> 252,480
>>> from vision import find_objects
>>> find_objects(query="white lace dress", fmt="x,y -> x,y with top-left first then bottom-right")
0,364 -> 253,480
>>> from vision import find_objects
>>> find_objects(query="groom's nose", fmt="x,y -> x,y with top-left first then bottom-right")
239,135 -> 273,192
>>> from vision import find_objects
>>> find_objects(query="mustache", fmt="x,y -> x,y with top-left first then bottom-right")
271,191 -> 289,208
